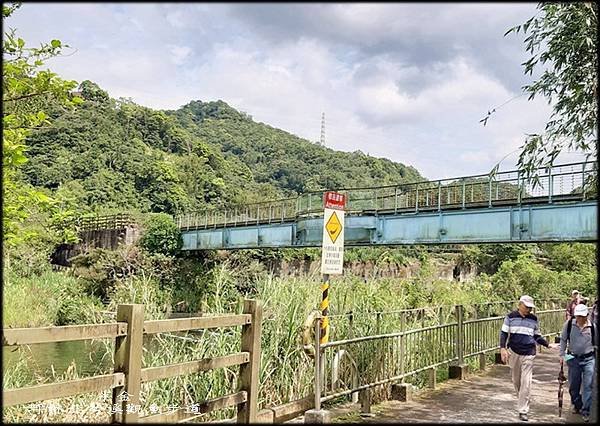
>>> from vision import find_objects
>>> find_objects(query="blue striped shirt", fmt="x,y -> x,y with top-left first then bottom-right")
499,310 -> 549,355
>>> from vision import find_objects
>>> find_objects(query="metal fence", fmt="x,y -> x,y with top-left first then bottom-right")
313,299 -> 565,408
325,299 -> 564,341
176,161 -> 596,230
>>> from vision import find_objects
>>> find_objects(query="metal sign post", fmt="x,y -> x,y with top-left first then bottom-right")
320,191 -> 345,345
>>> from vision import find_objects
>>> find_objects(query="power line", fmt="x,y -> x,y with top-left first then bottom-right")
479,93 -> 527,126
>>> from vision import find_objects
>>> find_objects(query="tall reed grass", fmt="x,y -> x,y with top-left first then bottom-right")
1,260 -> 547,422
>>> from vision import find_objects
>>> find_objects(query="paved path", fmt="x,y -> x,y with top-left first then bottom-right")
295,349 -> 597,423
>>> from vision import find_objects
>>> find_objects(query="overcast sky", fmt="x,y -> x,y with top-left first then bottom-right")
6,3 -> 586,180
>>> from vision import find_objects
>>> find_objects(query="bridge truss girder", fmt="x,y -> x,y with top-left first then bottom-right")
181,201 -> 597,250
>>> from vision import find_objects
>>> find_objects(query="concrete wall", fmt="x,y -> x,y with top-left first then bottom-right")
51,225 -> 140,266
263,254 -> 477,282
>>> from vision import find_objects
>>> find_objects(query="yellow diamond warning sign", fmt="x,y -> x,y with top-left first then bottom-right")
326,211 -> 342,243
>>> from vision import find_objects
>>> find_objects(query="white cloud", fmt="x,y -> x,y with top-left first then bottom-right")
6,3 -> 559,181
353,57 -> 510,128
166,10 -> 186,28
169,45 -> 193,65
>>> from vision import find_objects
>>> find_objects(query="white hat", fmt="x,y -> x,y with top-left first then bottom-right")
572,290 -> 580,295
519,295 -> 535,308
574,304 -> 588,317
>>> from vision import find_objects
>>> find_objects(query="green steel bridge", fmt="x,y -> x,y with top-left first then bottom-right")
176,161 -> 597,250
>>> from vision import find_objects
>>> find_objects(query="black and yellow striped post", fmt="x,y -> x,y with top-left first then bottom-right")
320,273 -> 330,344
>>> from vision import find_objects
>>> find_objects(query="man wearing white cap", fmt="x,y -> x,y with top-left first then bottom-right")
499,295 -> 552,421
559,303 -> 597,422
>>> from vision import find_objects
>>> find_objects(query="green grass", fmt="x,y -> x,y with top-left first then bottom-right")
2,269 -> 102,327
2,252 -> 592,422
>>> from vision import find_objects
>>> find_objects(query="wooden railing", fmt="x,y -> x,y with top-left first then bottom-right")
2,300 -> 263,423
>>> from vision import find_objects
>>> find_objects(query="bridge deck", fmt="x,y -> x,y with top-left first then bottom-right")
294,349 -> 597,424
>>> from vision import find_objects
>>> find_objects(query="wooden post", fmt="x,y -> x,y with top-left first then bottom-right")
112,304 -> 144,423
238,299 -> 263,424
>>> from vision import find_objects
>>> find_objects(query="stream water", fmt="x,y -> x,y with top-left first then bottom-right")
3,339 -> 114,384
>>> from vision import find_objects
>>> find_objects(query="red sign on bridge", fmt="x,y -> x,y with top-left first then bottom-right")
324,191 -> 346,210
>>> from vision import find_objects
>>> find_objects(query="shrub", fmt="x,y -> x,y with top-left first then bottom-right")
491,253 -> 564,300
139,213 -> 182,256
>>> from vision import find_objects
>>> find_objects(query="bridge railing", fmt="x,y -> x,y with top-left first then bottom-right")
315,301 -> 564,406
2,300 -> 262,424
71,213 -> 136,232
177,198 -> 298,230
176,160 -> 596,230
298,160 -> 595,216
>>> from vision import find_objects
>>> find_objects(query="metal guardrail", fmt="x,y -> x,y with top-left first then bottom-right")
313,300 -> 565,407
326,299 -> 564,341
176,161 -> 597,230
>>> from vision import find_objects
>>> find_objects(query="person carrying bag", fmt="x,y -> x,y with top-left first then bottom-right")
559,303 -> 597,422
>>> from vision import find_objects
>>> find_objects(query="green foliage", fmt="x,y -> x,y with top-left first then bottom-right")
538,243 -> 597,298
2,6 -> 81,249
55,281 -> 104,325
3,2 -> 21,18
78,80 -> 109,104
169,100 -> 422,197
106,274 -> 173,321
459,244 -> 533,274
70,246 -> 143,300
489,248 -> 596,302
505,3 -> 597,183
490,253 -> 552,300
139,213 -> 183,256
20,91 -> 423,218
70,243 -> 184,304
3,267 -> 101,327
538,242 -> 596,272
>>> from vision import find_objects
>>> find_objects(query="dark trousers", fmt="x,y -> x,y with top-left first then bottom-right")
567,355 -> 595,415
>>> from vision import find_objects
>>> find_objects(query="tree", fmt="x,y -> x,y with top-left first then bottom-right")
505,3 -> 597,185
139,213 -> 183,256
2,2 -> 82,247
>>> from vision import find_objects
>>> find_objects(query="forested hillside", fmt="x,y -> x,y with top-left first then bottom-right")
168,100 -> 422,195
21,81 -> 422,216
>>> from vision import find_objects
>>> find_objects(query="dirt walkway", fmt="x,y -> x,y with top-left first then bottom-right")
294,349 -> 597,423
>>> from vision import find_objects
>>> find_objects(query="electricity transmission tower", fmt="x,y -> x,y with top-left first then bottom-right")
318,112 -> 325,146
